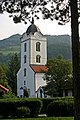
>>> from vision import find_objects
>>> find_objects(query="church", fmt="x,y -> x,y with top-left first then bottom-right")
17,19 -> 48,98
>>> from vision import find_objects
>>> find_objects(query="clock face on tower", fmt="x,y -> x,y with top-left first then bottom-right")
34,32 -> 43,39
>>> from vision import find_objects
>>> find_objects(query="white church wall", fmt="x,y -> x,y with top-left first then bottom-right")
35,73 -> 46,98
30,34 -> 47,65
27,66 -> 35,97
17,65 -> 35,97
35,73 -> 46,91
21,38 -> 30,67
17,23 -> 47,98
17,69 -> 24,97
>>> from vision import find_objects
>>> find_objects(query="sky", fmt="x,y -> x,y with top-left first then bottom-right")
0,12 -> 73,40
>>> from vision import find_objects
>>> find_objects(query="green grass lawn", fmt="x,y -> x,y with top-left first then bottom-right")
2,117 -> 74,120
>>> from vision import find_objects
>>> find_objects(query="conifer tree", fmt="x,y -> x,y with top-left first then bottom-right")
7,53 -> 20,95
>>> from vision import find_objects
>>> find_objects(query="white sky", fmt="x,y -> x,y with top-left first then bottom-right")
0,12 -> 72,40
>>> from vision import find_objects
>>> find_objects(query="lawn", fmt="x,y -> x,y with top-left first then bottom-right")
2,117 -> 74,120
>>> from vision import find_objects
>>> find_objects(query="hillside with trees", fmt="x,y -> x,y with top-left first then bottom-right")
0,34 -> 72,64
47,35 -> 72,59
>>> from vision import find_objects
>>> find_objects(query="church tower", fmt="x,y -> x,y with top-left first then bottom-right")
17,19 -> 47,98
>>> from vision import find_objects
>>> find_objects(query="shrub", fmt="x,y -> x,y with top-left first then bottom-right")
0,98 -> 42,118
39,97 -> 73,114
16,106 -> 30,118
46,100 -> 74,117
39,98 -> 54,114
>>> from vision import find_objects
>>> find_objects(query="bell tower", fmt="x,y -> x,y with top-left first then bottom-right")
17,19 -> 47,98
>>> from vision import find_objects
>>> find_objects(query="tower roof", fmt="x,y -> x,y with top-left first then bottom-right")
31,65 -> 48,73
26,18 -> 41,35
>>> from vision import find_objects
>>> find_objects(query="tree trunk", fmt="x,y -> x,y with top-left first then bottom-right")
70,0 -> 80,120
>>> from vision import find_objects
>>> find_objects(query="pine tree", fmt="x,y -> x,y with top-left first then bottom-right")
7,53 -> 20,95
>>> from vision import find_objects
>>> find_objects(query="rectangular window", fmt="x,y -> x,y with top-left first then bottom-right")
24,68 -> 26,76
36,42 -> 40,51
24,55 -> 26,63
24,43 -> 27,52
24,81 -> 26,85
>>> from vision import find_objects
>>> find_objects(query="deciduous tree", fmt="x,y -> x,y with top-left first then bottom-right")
44,57 -> 72,97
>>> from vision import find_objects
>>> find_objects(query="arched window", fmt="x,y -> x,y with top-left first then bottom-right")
24,68 -> 26,76
36,42 -> 40,51
24,55 -> 26,63
24,43 -> 27,52
36,55 -> 41,63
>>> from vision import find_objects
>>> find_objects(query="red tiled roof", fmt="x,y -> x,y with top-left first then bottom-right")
31,65 -> 48,73
0,84 -> 9,93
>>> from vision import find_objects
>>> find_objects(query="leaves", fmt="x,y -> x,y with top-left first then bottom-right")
0,0 -> 79,24
13,15 -> 21,23
0,4 -> 3,13
0,0 -> 71,24
44,57 -> 72,96
0,64 -> 10,89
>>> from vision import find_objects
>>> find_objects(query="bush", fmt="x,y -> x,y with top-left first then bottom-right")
0,98 -> 42,118
16,106 -> 30,118
46,100 -> 74,117
39,98 -> 54,114
39,97 -> 73,114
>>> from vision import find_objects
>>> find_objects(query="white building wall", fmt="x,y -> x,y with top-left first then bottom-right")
17,69 -> 24,97
35,73 -> 46,91
21,38 -> 30,67
26,66 -> 35,97
17,29 -> 47,98
30,33 -> 47,65
17,65 -> 35,97
35,73 -> 46,98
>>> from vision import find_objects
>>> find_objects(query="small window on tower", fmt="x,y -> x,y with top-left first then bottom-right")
24,81 -> 26,85
36,42 -> 40,51
24,43 -> 27,52
36,55 -> 41,63
24,68 -> 26,76
24,55 -> 26,63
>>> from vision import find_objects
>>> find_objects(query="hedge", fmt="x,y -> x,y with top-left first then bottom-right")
16,106 -> 30,118
46,99 -> 74,117
0,97 -> 74,118
39,97 -> 73,114
0,98 -> 42,118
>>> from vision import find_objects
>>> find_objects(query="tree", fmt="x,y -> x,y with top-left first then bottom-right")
0,0 -> 80,119
7,53 -> 20,95
0,64 -> 11,90
44,57 -> 72,97
0,0 -> 71,24
70,0 -> 80,120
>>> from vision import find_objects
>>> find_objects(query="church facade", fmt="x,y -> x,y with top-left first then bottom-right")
17,21 -> 47,98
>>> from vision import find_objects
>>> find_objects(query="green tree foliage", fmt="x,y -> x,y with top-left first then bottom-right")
44,56 -> 72,97
7,53 -> 20,95
0,64 -> 11,92
0,0 -> 79,24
